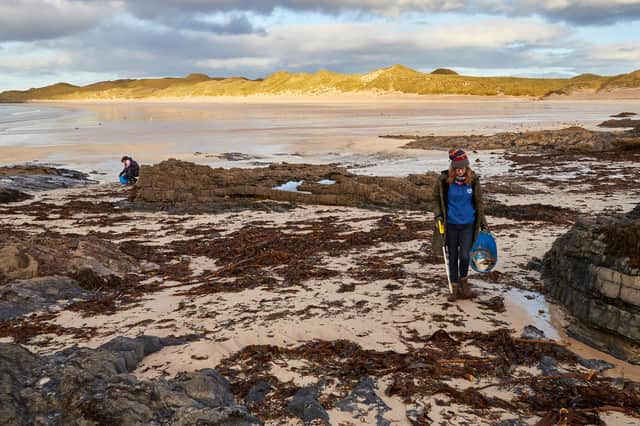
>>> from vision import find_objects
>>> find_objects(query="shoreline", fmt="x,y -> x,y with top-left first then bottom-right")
3,91 -> 640,104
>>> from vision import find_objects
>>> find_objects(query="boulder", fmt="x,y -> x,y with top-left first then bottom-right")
0,276 -> 92,321
286,386 -> 329,425
0,336 -> 260,425
0,188 -> 32,204
336,377 -> 391,425
0,234 -> 136,286
541,207 -> 640,364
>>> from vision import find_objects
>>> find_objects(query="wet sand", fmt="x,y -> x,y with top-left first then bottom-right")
2,99 -> 640,177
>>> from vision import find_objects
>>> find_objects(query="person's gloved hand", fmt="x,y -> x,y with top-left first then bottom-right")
435,215 -> 445,235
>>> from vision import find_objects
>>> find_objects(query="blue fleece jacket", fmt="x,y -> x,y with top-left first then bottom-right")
447,183 -> 476,225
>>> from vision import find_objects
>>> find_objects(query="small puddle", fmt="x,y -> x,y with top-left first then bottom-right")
272,180 -> 310,193
503,288 -> 560,340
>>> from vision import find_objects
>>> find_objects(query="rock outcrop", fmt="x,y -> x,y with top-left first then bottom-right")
541,206 -> 640,364
0,234 -> 137,286
0,165 -> 95,192
0,335 -> 259,425
0,188 -> 32,204
399,126 -> 640,153
131,160 -> 437,211
0,276 -> 92,321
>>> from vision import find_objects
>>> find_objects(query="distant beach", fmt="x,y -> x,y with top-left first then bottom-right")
2,98 -> 640,180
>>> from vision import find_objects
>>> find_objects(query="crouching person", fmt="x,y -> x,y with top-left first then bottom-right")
432,148 -> 488,301
119,155 -> 139,185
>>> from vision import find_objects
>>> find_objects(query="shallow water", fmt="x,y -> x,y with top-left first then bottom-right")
1,99 -> 639,177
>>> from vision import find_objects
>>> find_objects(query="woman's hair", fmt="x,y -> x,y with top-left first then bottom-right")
447,166 -> 474,185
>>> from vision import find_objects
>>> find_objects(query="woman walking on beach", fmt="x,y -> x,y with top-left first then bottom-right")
432,149 -> 488,301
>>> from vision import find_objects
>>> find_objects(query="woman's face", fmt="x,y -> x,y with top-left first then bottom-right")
454,167 -> 466,177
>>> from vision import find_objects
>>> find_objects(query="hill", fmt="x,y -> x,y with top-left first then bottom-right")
1,66 -> 639,101
430,68 -> 458,75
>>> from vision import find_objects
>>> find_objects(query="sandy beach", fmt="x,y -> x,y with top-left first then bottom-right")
1,98 -> 640,424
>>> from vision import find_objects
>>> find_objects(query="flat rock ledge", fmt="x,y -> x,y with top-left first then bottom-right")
0,335 -> 259,425
131,159 -> 437,211
398,126 -> 640,152
541,205 -> 640,364
0,165 -> 96,203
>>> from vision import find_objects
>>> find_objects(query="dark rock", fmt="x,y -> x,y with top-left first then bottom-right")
0,188 -> 32,204
577,357 -> 614,372
0,165 -> 95,192
70,268 -> 124,291
246,380 -> 273,404
286,386 -> 329,425
336,377 -> 391,425
538,356 -> 559,376
0,234 -> 136,285
0,276 -> 92,321
541,210 -> 640,364
337,282 -> 356,293
525,258 -> 543,271
610,112 -> 637,118
627,204 -> 640,220
100,335 -> 165,371
520,325 -> 546,341
0,335 -> 260,425
171,369 -> 235,407
598,118 -> 640,128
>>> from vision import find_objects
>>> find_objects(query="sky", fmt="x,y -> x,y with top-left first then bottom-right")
1,0 -> 639,91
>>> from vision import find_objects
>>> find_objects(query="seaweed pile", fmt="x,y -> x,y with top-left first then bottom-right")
217,329 -> 640,424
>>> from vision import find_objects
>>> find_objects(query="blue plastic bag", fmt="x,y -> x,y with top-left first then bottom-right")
470,231 -> 498,273
119,175 -> 129,185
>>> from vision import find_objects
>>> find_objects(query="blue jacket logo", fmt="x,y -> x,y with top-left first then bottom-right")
467,188 -> 473,194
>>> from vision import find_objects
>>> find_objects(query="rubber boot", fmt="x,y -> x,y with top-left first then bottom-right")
459,277 -> 475,299
447,282 -> 460,302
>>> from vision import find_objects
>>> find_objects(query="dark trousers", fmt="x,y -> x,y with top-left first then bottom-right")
446,223 -> 474,283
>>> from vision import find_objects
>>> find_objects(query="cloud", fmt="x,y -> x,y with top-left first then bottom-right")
155,14 -> 265,35
120,0 -> 640,25
0,0 -> 116,42
14,18 -> 569,77
508,0 -> 640,25
579,43 -> 640,65
0,2 -> 638,91
2,1 -> 639,43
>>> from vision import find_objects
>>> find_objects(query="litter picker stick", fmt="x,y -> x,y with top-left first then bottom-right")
437,218 -> 454,295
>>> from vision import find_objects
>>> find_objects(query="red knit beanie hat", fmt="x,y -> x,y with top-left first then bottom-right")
449,148 -> 470,168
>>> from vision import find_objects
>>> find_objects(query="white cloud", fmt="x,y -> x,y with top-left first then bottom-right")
196,56 -> 278,69
0,0 -> 118,41
0,51 -> 72,72
2,0 -> 640,44
588,44 -> 640,62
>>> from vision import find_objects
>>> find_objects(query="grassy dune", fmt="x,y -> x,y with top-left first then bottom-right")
1,65 -> 639,101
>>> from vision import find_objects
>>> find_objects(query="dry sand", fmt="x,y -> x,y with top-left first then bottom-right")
2,172 -> 640,424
